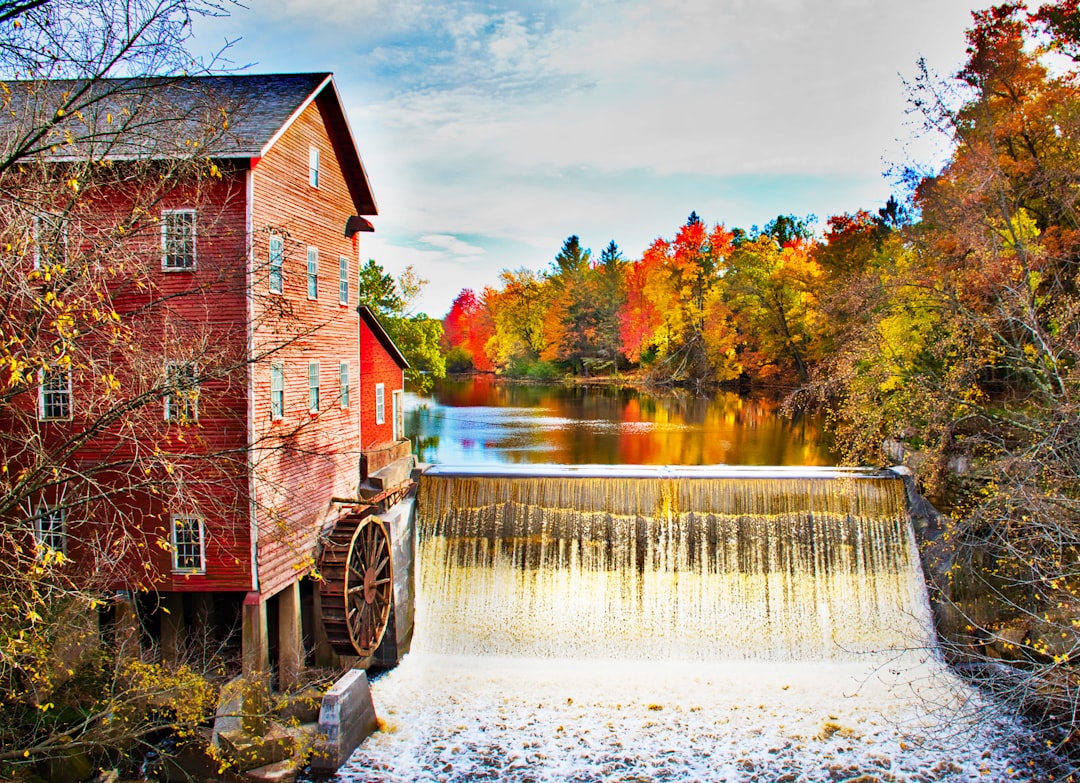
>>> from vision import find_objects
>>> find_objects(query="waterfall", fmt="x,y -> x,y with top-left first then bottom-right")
414,468 -> 933,661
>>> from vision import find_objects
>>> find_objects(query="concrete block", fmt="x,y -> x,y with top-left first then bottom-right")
219,723 -> 295,772
359,455 -> 414,498
373,496 -> 416,669
244,758 -> 299,783
310,669 -> 378,774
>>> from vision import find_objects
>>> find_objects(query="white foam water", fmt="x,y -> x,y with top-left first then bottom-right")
336,471 -> 1043,781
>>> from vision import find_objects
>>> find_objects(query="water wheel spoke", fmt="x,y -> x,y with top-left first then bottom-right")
362,529 -> 378,562
365,531 -> 385,560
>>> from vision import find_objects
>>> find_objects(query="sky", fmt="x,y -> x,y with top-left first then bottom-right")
191,0 -> 987,317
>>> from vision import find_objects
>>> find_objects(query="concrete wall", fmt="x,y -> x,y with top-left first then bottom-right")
373,492 -> 416,669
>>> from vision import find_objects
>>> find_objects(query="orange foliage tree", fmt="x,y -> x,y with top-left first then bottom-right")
442,288 -> 495,372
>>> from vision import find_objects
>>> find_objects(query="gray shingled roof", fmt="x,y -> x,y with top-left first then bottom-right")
0,73 -> 377,214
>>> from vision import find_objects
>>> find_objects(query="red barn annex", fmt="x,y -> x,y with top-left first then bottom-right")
0,73 -> 414,683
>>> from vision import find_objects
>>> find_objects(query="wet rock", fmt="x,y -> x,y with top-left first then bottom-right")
219,722 -> 296,772
275,686 -> 323,724
984,622 -> 1030,660
244,758 -> 299,783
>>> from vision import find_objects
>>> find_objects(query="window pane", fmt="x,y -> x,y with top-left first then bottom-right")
34,214 -> 66,269
39,370 -> 70,420
375,383 -> 385,425
172,516 -> 204,572
339,256 -> 348,304
163,211 -> 196,269
309,362 -> 320,412
309,146 -> 320,188
307,247 -> 318,299
35,506 -> 65,553
340,361 -> 350,408
271,362 -> 284,420
165,362 -> 198,423
269,235 -> 283,294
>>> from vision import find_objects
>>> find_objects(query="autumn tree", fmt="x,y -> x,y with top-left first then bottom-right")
483,267 -> 552,374
619,213 -> 737,385
724,215 -> 822,385
542,235 -> 594,373
593,240 -> 628,373
813,1 -> 1080,753
442,288 -> 494,372
357,260 -> 446,393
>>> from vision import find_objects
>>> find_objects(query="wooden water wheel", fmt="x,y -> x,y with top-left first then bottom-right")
319,512 -> 394,658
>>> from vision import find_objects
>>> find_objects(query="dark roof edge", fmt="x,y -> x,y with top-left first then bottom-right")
320,78 -> 378,216
358,305 -> 410,369
260,73 -> 377,216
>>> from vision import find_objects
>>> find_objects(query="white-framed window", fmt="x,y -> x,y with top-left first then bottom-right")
392,389 -> 404,441
38,368 -> 71,420
309,146 -> 320,188
171,515 -> 205,573
340,361 -> 350,409
33,213 -> 66,270
339,255 -> 348,305
270,361 -> 284,420
164,362 -> 199,424
162,209 -> 196,270
307,246 -> 319,300
269,234 -> 284,294
308,361 -> 320,413
34,505 -> 65,554
375,382 -> 385,425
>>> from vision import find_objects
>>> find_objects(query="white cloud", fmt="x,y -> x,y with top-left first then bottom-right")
196,0 -> 989,315
418,234 -> 486,257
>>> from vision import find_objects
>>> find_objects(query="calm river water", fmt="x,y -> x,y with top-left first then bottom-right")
404,377 -> 835,466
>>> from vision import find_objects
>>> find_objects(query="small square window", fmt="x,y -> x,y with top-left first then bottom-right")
307,247 -> 319,300
375,382 -> 385,425
38,369 -> 71,420
339,256 -> 348,305
340,361 -> 350,409
164,362 -> 199,424
270,362 -> 285,420
162,210 -> 196,270
269,235 -> 284,294
308,361 -> 320,413
309,146 -> 320,189
34,505 -> 65,554
171,516 -> 205,573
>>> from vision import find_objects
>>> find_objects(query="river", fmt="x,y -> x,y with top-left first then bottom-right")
332,378 -> 1044,782
404,377 -> 834,467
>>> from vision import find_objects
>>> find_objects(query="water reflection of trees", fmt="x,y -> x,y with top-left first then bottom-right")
405,402 -> 441,462
413,380 -> 835,466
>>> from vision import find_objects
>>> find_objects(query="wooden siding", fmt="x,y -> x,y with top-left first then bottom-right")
359,317 -> 404,452
2,80 -> 378,601
1,166 -> 255,593
249,96 -> 364,599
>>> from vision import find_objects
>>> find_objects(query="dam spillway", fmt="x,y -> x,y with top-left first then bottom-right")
338,465 -> 1040,782
415,466 -> 932,661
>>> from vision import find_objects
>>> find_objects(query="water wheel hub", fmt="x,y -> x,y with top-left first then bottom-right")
363,566 -> 379,604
